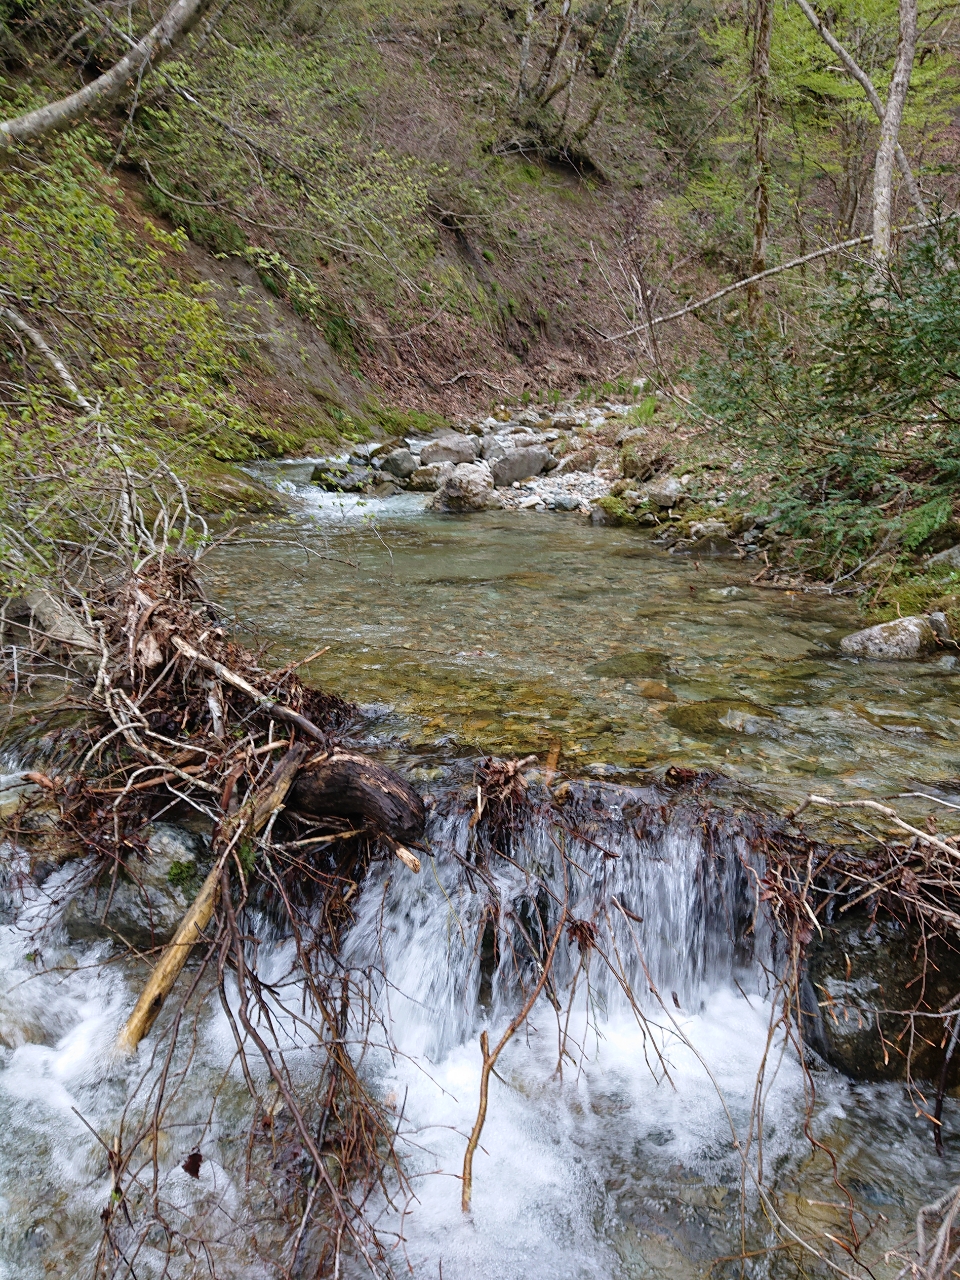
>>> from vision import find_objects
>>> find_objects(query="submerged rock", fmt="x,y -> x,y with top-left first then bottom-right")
428,461 -> 503,512
666,698 -> 775,737
311,459 -> 374,492
839,615 -> 942,660
803,915 -> 960,1084
588,651 -> 668,679
64,823 -> 207,948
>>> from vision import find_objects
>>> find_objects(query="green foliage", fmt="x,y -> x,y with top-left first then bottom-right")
692,223 -> 960,576
367,405 -> 450,437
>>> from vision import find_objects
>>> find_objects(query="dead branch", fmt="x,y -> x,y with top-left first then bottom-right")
116,742 -> 308,1053
788,794 -> 960,861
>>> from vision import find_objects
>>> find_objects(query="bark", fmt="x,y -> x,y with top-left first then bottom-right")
0,0 -> 214,149
871,0 -> 919,261
794,0 -> 926,219
289,748 -> 426,845
747,0 -> 774,326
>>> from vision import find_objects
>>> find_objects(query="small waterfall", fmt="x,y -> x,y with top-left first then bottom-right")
339,778 -> 794,1278
345,778 -> 771,1060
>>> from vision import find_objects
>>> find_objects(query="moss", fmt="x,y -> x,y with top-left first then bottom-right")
597,495 -> 642,525
666,698 -> 775,737
587,651 -> 668,678
367,404 -> 450,437
167,860 -> 199,891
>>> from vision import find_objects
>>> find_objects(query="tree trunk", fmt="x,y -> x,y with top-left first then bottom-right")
794,0 -> 925,219
0,0 -> 214,149
871,0 -> 918,261
289,749 -> 426,844
747,0 -> 774,327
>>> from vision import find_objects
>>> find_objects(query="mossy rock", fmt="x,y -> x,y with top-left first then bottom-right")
802,915 -> 960,1083
588,650 -> 668,678
666,698 -> 775,736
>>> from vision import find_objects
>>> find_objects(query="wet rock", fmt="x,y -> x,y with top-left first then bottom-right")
666,698 -> 775,737
408,461 -> 453,492
929,611 -> 953,642
803,915 -> 960,1083
639,475 -> 686,508
310,459 -> 374,492
633,679 -> 677,701
683,534 -> 740,558
420,434 -> 479,466
380,448 -> 417,479
428,461 -> 503,512
588,651 -> 668,679
64,823 -> 207,948
839,615 -> 941,660
929,544 -> 960,569
490,445 -> 551,488
369,479 -> 402,499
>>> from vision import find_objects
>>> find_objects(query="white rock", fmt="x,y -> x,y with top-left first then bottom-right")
428,461 -> 503,512
640,475 -> 685,508
420,434 -> 479,466
839,616 -> 941,660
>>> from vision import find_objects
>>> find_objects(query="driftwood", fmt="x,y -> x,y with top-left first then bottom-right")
116,744 -> 308,1053
290,748 -> 426,845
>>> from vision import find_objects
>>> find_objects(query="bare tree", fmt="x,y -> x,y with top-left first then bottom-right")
872,0 -> 919,259
0,0 -> 215,149
794,0 -> 926,220
748,0 -> 774,326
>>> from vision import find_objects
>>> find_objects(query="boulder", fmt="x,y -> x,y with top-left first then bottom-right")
554,448 -> 597,476
480,431 -> 541,461
929,544 -> 960,569
64,823 -> 207,948
490,445 -> 551,488
802,915 -> 960,1083
380,448 -> 417,479
420,434 -> 479,466
408,461 -> 454,491
689,519 -> 730,540
640,475 -> 686,508
839,615 -> 941,660
428,461 -> 503,512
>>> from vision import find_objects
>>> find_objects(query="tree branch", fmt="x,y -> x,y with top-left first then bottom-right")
0,0 -> 214,148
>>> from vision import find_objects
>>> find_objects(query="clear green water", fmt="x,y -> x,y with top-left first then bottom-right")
207,499 -> 960,811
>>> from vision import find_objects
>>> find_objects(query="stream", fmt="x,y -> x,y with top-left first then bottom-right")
2,475 -> 960,1277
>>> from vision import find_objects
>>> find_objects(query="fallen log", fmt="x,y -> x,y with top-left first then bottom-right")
289,748 -> 426,845
116,743 -> 308,1054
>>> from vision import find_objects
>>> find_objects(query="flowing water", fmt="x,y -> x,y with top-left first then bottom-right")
2,475 -> 960,1278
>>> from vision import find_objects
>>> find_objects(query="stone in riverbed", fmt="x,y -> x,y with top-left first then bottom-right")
64,823 -> 207,948
420,434 -> 479,466
553,492 -> 582,512
839,615 -> 942,660
803,914 -> 960,1083
379,447 -> 417,479
683,534 -> 740,558
311,459 -> 374,492
588,651 -> 668,678
428,461 -> 503,512
491,445 -> 551,488
408,461 -> 453,491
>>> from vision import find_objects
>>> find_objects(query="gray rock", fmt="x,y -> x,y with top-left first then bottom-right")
640,475 -> 685,508
490,445 -> 551,488
553,492 -> 582,512
553,448 -> 597,476
428,461 -> 503,512
481,432 -> 541,461
516,409 -> 542,426
928,544 -> 960,569
380,448 -> 417,479
615,424 -> 647,446
689,519 -> 730,540
803,915 -> 960,1083
408,461 -> 454,491
64,823 -> 207,948
420,434 -> 480,466
839,615 -> 940,660
369,479 -> 402,499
